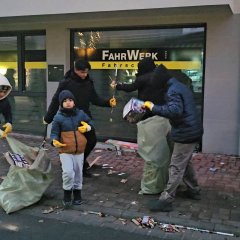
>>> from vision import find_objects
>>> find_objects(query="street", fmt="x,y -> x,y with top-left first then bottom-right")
0,210 -> 161,240
0,135 -> 239,240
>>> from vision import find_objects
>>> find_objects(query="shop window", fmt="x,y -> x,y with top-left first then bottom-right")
71,26 -> 205,141
0,31 -> 46,135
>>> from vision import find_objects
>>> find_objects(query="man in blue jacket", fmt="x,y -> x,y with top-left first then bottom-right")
143,64 -> 203,212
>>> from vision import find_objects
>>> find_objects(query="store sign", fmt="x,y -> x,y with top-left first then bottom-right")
102,50 -> 159,61
75,48 -> 202,70
89,61 -> 201,70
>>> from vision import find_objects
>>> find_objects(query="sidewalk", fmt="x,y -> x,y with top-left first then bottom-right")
0,133 -> 239,239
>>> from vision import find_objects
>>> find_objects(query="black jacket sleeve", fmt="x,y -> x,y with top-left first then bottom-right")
116,81 -> 138,92
116,73 -> 150,93
0,98 -> 12,124
90,82 -> 110,107
44,80 -> 66,124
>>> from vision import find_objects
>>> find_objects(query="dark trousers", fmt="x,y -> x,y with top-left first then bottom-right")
83,128 -> 97,171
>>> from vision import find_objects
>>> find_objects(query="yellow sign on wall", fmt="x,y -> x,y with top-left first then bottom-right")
89,61 -> 201,70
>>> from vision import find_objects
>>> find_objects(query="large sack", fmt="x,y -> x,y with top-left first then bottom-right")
137,116 -> 171,194
4,136 -> 40,164
0,137 -> 54,214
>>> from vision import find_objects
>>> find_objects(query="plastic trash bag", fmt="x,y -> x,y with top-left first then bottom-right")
0,136 -> 54,214
137,116 -> 171,194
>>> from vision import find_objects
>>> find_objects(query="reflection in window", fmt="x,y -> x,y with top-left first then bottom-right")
0,36 -> 18,90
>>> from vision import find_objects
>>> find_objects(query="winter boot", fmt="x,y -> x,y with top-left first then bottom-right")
147,199 -> 173,212
63,190 -> 72,207
72,189 -> 83,205
183,189 -> 201,200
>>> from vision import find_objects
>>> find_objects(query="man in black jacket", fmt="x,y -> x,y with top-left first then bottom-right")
114,57 -> 165,120
115,57 -> 156,101
44,59 -> 116,177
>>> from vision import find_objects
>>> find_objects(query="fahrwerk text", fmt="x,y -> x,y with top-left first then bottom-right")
102,50 -> 158,61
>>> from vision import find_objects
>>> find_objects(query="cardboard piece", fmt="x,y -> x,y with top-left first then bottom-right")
3,152 -> 31,168
123,98 -> 146,123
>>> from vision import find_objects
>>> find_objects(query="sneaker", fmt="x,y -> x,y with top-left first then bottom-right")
183,190 -> 201,200
147,199 -> 173,212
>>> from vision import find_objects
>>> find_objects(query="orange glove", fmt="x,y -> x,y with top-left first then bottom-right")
78,121 -> 91,133
109,97 -> 116,107
143,101 -> 154,111
53,139 -> 66,148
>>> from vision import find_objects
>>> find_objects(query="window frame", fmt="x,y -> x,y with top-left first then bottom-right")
0,30 -> 46,97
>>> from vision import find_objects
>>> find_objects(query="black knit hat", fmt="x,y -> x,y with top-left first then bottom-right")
59,90 -> 75,107
136,57 -> 156,76
151,64 -> 172,89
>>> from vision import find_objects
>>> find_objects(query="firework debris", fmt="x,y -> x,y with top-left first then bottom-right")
131,216 -> 157,228
88,211 -> 106,217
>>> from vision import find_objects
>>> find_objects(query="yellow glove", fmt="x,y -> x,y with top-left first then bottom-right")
143,101 -> 154,111
53,139 -> 67,148
0,129 -> 4,139
109,97 -> 116,107
78,121 -> 91,133
2,123 -> 12,138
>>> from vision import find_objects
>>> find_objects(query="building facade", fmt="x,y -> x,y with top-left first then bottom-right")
0,0 -> 239,155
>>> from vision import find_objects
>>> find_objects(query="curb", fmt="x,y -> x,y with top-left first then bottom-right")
40,198 -> 239,238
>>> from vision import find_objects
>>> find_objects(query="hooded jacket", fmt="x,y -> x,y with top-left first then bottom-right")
0,74 -> 12,124
44,69 -> 111,123
150,65 -> 203,143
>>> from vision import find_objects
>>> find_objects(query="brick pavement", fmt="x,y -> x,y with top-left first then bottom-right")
0,133 -> 239,239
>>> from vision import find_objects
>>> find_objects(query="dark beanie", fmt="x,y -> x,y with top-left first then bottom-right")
137,57 -> 156,76
151,64 -> 172,89
59,90 -> 75,107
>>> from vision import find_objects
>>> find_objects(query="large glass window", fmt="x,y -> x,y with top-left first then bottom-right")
0,31 -> 46,135
71,26 -> 205,141
0,36 -> 18,91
